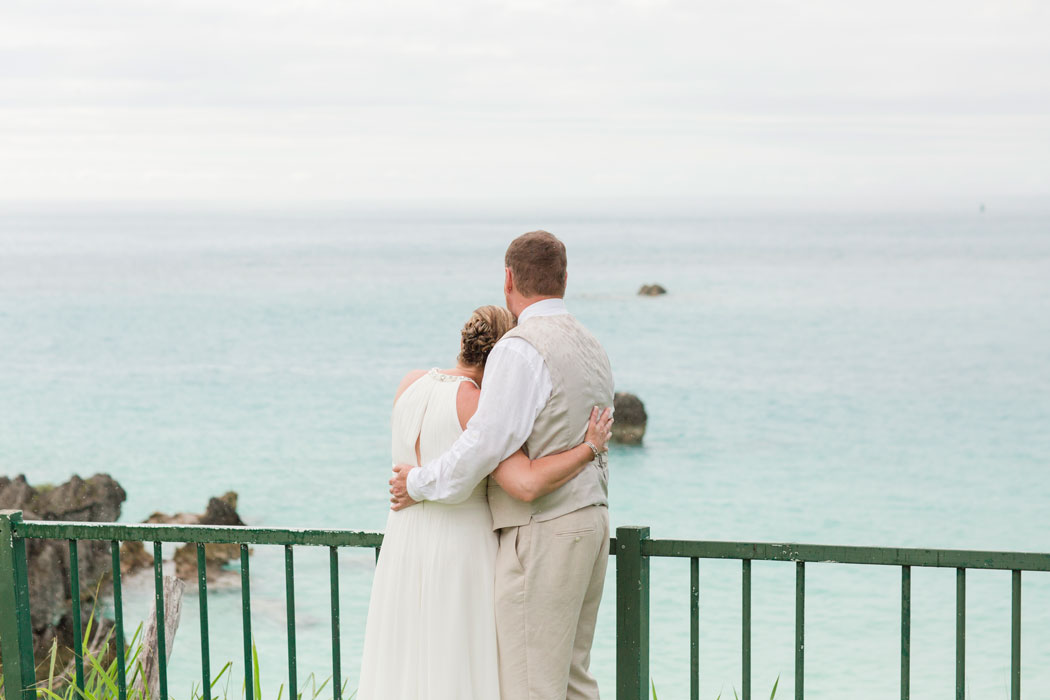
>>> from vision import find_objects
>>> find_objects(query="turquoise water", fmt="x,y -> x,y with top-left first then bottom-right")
2,206 -> 1049,698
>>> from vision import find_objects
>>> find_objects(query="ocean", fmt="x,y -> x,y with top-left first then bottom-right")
2,205 -> 1049,698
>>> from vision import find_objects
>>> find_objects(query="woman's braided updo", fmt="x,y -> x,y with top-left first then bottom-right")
459,305 -> 516,368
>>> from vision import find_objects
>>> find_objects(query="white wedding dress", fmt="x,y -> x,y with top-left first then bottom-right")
357,369 -> 501,700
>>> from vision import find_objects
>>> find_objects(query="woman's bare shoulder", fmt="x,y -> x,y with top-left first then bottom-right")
393,369 -> 428,405
456,380 -> 481,430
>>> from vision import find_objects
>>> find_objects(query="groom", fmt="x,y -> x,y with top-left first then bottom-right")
389,230 -> 614,700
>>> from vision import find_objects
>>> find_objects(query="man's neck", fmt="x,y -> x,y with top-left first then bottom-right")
517,296 -> 567,322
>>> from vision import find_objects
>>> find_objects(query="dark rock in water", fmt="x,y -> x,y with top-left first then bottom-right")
0,473 -> 247,677
173,541 -> 243,582
0,473 -> 127,524
0,475 -> 36,512
33,474 -> 127,523
147,491 -> 247,581
0,473 -> 126,672
612,392 -> 647,444
145,490 -> 244,528
201,492 -> 245,526
638,284 -> 667,296
120,540 -> 154,575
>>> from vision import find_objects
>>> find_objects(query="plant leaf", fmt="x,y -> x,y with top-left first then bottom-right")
252,640 -> 261,700
211,662 -> 232,690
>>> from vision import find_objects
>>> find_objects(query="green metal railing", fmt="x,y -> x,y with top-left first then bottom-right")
2,510 -> 1049,700
0,510 -> 381,700
614,526 -> 1050,700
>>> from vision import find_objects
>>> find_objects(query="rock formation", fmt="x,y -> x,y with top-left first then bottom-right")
145,492 -> 246,581
0,475 -> 248,677
638,284 -> 667,296
612,392 -> 647,444
0,474 -> 126,668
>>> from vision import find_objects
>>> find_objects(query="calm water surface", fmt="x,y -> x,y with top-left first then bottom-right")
2,207 -> 1048,699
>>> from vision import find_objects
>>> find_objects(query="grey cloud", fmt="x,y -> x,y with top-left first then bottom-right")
0,0 -> 1047,203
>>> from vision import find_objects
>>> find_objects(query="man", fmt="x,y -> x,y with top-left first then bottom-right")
389,230 -> 614,700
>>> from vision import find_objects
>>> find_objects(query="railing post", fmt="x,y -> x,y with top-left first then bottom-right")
617,526 -> 650,700
0,510 -> 37,700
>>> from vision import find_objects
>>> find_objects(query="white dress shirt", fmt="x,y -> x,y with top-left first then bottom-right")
405,298 -> 567,504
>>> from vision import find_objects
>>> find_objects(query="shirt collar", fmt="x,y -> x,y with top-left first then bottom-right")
517,297 -> 568,323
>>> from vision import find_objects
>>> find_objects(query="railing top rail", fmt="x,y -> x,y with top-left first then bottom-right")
644,538 -> 1050,572
12,517 -> 383,548
6,513 -> 1048,572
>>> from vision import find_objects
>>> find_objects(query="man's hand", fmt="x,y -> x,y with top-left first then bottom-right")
389,464 -> 419,511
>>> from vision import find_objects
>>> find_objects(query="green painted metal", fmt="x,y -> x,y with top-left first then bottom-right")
16,520 -> 383,548
330,546 -> 342,700
197,543 -> 211,700
955,568 -> 964,700
616,526 -> 650,700
240,544 -> 254,700
153,541 -> 168,700
643,539 -> 1050,571
1011,570 -> 1020,700
742,559 -> 751,700
110,541 -> 128,700
900,566 -> 910,700
5,510 -> 1050,700
795,561 -> 804,700
375,546 -> 381,564
285,545 -> 298,700
690,557 -> 699,700
0,511 -> 36,700
68,540 -> 86,696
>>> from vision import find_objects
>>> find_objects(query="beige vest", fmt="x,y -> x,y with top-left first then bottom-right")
488,313 -> 614,529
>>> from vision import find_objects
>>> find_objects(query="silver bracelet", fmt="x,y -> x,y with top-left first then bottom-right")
583,441 -> 601,461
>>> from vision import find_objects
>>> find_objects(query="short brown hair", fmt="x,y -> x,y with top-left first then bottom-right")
504,230 -> 567,297
459,305 -> 516,367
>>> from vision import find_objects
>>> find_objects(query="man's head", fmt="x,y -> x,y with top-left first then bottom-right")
504,230 -> 567,317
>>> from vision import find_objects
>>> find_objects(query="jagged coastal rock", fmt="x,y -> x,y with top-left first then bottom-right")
146,492 -> 246,581
0,474 -> 126,664
612,392 -> 648,445
638,284 -> 667,296
0,473 -> 127,523
0,474 -> 247,673
145,491 -> 245,527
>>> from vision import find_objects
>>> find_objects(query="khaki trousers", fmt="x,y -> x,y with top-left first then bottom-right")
495,505 -> 610,700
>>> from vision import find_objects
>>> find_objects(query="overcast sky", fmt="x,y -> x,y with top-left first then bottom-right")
2,0 -> 1048,206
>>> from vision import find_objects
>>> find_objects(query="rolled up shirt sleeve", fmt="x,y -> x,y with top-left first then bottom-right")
405,338 -> 550,504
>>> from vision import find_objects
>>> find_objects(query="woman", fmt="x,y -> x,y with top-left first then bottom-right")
357,305 -> 613,700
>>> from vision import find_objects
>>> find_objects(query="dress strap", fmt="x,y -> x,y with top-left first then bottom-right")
428,368 -> 479,389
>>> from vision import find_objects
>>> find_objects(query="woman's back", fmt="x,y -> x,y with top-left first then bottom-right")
357,369 -> 499,700
391,369 -> 483,494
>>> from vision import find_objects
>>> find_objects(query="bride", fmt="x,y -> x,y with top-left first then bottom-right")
357,305 -> 613,700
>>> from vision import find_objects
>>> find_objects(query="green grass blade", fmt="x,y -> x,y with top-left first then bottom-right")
48,638 -> 59,691
211,662 -> 232,690
85,652 -> 119,697
252,640 -> 261,700
38,687 -> 72,700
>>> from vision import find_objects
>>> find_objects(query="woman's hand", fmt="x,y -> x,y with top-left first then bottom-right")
585,406 -> 614,454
